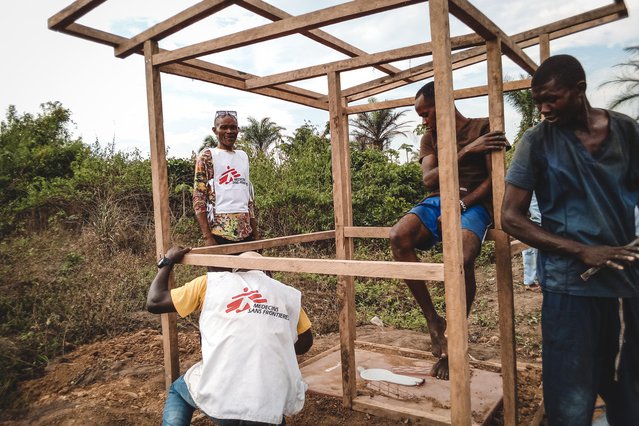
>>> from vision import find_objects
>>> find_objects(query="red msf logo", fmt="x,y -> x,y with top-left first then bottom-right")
219,166 -> 241,185
225,287 -> 267,313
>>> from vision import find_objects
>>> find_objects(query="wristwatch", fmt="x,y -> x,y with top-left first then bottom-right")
459,200 -> 468,213
157,256 -> 173,269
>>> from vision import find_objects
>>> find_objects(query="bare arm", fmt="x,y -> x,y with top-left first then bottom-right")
422,131 -> 508,192
294,329 -> 313,355
146,246 -> 192,314
501,184 -> 639,269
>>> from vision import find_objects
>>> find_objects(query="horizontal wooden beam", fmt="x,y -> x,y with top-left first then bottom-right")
448,0 -> 537,74
59,24 -> 328,109
48,0 -> 107,31
345,50 -> 486,103
115,0 -> 232,58
190,230 -> 336,254
341,1 -> 624,103
353,397 -> 450,425
236,0 -> 405,77
345,78 -> 531,114
181,254 -> 445,281
343,226 -> 391,239
245,33 -> 481,90
153,0 -> 426,65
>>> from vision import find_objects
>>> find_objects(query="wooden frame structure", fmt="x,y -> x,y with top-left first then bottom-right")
49,1 -> 627,424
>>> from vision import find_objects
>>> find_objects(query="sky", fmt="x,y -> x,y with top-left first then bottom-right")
1,0 -> 638,160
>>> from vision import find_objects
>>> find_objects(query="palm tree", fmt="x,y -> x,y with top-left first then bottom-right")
398,143 -> 415,163
600,46 -> 639,120
349,98 -> 411,151
240,117 -> 285,154
505,85 -> 541,143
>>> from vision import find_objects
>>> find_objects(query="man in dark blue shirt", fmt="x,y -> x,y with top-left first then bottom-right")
502,54 -> 639,425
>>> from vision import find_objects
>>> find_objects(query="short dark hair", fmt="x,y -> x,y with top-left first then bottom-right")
415,81 -> 435,101
531,54 -> 586,89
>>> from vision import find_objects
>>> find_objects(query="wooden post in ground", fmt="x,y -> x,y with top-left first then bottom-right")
428,0 -> 472,423
327,70 -> 357,408
144,40 -> 179,388
486,38 -> 519,426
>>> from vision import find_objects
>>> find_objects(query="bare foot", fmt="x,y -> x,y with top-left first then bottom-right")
428,317 -> 448,358
430,356 -> 449,380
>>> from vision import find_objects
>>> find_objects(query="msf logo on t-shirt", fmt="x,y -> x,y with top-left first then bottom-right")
219,166 -> 241,185
226,288 -> 267,313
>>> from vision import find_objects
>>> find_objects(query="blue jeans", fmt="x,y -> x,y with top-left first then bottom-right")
542,293 -> 639,425
162,375 -> 286,426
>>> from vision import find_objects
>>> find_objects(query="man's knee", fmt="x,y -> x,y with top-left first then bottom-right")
390,220 -> 417,251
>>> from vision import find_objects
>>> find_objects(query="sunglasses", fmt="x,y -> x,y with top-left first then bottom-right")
215,110 -> 237,120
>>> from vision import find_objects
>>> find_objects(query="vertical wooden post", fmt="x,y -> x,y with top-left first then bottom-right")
428,1 -> 471,424
539,33 -> 550,62
144,40 -> 180,388
327,70 -> 357,408
487,38 -> 518,426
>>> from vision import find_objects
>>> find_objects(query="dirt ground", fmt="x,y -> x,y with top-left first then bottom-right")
1,261 -> 547,425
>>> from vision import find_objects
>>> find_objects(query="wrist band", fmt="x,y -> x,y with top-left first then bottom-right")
459,200 -> 467,213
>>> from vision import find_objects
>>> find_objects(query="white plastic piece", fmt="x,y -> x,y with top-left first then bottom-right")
357,367 -> 424,386
370,316 -> 384,327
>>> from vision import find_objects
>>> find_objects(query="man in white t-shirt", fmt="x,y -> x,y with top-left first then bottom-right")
147,248 -> 313,426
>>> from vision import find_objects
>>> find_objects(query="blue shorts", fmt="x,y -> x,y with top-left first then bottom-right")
407,196 -> 491,246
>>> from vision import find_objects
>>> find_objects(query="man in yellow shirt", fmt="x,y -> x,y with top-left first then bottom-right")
147,247 -> 312,425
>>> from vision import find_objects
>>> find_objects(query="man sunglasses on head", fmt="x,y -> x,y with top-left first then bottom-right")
215,110 -> 237,120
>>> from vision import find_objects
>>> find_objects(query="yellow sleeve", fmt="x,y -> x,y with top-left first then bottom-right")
297,307 -> 312,334
170,275 -> 207,318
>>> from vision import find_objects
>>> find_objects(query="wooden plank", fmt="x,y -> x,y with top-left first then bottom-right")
160,63 -> 328,110
344,226 -> 391,239
246,41 -> 434,90
342,2 -> 624,103
152,0 -> 426,65
448,0 -> 537,74
144,40 -> 179,388
354,340 -> 542,372
429,1 -> 471,424
298,344 -> 340,369
181,254 -> 445,281
514,1 -> 626,43
60,23 -> 328,109
236,0 -> 405,77
48,0 -> 107,30
115,0 -> 232,58
327,70 -> 357,408
245,33 -> 479,90
345,79 -> 531,115
486,39 -> 517,426
539,33 -> 550,62
353,397 -> 450,426
190,230 -> 336,254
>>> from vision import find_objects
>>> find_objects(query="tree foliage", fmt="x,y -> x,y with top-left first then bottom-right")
240,116 -> 285,154
0,102 -> 89,235
349,98 -> 411,151
505,85 -> 541,144
600,46 -> 639,120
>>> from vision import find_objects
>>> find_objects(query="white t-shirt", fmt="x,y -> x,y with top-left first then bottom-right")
208,147 -> 251,214
183,271 -> 306,424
